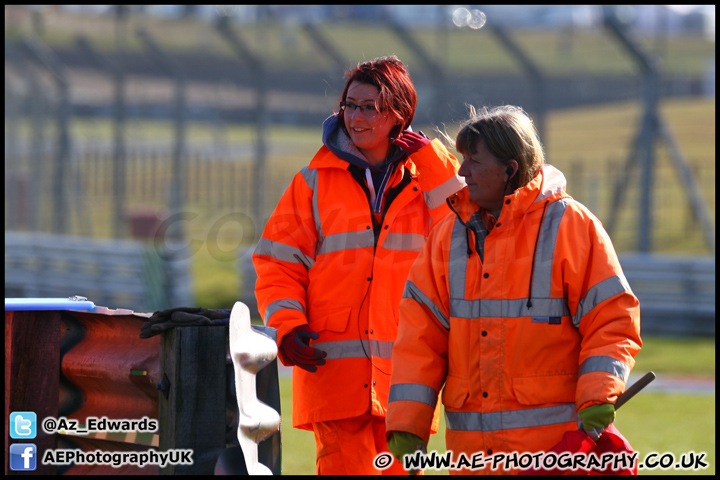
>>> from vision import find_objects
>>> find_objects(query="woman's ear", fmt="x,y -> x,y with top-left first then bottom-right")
390,124 -> 403,139
507,159 -> 519,179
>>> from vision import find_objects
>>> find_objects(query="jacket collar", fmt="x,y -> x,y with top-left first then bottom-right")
447,164 -> 570,224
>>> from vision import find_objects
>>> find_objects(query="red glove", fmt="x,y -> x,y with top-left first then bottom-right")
392,130 -> 431,155
278,325 -> 327,372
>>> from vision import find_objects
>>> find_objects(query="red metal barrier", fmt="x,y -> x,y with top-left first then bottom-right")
5,307 -> 160,475
60,311 -> 160,421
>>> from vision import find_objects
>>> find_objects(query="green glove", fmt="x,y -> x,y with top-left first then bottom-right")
578,403 -> 615,439
387,431 -> 426,462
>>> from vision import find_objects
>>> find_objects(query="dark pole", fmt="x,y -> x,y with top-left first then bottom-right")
215,17 -> 268,230
19,36 -> 71,235
136,28 -> 187,244
75,36 -> 127,239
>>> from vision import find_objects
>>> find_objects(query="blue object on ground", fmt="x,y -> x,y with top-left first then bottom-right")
5,297 -> 97,311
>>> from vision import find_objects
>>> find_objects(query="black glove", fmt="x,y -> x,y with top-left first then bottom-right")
278,325 -> 327,372
140,307 -> 230,339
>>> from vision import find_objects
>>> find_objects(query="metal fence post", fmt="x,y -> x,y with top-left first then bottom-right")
601,6 -> 710,254
488,24 -> 547,146
4,51 -> 22,231
136,28 -> 187,244
215,17 -> 268,231
75,36 -> 128,239
18,36 -> 72,235
386,17 -> 445,125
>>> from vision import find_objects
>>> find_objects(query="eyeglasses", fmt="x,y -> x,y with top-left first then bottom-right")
340,101 -> 380,119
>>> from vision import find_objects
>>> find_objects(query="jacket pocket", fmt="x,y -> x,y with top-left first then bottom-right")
310,306 -> 352,333
512,374 -> 577,405
441,375 -> 469,409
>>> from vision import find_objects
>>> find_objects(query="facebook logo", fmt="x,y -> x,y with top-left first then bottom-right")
10,411 -> 36,439
10,443 -> 37,471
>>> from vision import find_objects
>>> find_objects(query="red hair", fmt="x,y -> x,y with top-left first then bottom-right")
338,56 -> 417,132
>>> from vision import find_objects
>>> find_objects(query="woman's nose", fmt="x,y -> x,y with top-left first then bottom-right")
349,107 -> 365,121
458,159 -> 469,177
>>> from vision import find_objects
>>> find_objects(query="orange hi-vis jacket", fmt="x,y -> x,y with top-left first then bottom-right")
386,165 -> 642,473
253,122 -> 463,431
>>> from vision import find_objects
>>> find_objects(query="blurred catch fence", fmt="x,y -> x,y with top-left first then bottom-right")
564,157 -> 715,252
4,137 -> 714,249
4,305 -> 281,475
4,140 -> 292,240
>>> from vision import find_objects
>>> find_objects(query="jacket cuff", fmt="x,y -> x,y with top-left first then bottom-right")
386,400 -> 436,445
411,139 -> 464,208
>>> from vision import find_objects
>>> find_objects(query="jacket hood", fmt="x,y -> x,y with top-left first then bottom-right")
322,114 -> 407,172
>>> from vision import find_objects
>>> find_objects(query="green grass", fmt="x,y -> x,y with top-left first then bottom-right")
633,336 -> 715,376
190,245 -> 239,309
617,393 -> 715,476
277,335 -> 715,475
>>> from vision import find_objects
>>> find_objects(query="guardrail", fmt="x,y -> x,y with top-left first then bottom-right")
4,231 -> 192,312
619,254 -> 715,336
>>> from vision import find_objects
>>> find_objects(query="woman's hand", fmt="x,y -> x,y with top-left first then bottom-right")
392,131 -> 431,156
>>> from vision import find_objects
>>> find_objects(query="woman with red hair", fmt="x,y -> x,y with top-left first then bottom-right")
253,56 -> 464,474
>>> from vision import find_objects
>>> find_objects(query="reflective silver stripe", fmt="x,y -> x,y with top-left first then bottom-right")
424,175 -> 466,210
531,199 -> 569,299
317,229 -> 375,255
313,339 -> 394,360
448,217 -> 469,305
445,403 -> 576,432
404,281 -> 450,330
450,297 -> 570,320
264,298 -> 305,325
573,274 -> 632,327
370,339 -> 394,359
300,165 -> 323,247
300,164 -> 316,190
389,383 -> 439,407
579,356 -> 630,382
383,232 -> 427,253
254,237 -> 315,269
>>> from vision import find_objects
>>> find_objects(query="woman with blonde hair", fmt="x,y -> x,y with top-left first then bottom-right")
386,105 -> 641,474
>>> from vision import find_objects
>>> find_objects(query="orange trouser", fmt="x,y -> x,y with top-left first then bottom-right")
312,414 -> 412,475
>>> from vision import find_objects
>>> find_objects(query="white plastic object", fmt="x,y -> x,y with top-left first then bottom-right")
229,301 -> 280,475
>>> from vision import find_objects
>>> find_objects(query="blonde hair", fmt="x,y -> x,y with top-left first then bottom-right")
446,105 -> 545,190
